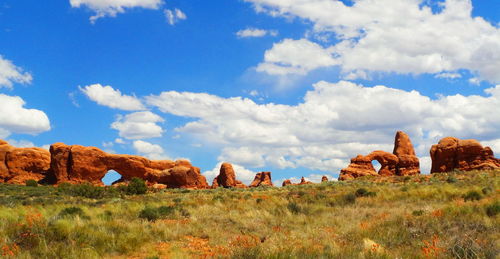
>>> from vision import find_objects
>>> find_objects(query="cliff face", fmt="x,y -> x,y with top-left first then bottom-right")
1,140 -> 209,189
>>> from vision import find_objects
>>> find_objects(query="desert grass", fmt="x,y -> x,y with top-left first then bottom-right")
0,170 -> 498,258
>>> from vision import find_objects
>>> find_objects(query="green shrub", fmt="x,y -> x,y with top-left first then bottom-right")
58,183 -> 108,199
355,188 -> 376,197
25,179 -> 38,187
342,193 -> 357,205
463,191 -> 482,202
446,176 -> 458,183
139,207 -> 160,221
125,177 -> 148,195
485,202 -> 500,217
482,187 -> 493,195
412,210 -> 425,216
59,207 -> 88,219
287,202 -> 301,214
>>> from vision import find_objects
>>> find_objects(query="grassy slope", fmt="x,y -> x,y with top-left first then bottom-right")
0,170 -> 498,259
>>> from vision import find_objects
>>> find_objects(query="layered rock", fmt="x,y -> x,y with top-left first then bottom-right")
282,179 -> 293,187
249,172 -> 273,187
321,176 -> 328,182
47,143 -> 209,188
0,140 -> 51,184
211,162 -> 247,188
430,137 -> 500,173
339,131 -> 420,180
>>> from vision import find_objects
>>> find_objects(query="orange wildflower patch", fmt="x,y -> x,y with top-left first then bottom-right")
182,235 -> 229,258
228,235 -> 260,249
421,235 -> 444,258
2,243 -> 19,257
431,209 -> 443,217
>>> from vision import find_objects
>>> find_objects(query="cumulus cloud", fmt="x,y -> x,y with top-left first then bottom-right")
236,28 -> 278,38
132,140 -> 169,159
111,111 -> 164,139
246,0 -> 500,83
203,162 -> 257,185
0,94 -> 51,137
80,84 -> 145,111
0,55 -> 32,89
147,80 -> 500,174
70,0 -> 163,23
257,38 -> 338,75
6,139 -> 35,148
164,8 -> 186,25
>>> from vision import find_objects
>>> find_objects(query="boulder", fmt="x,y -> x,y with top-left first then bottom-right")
339,131 -> 420,180
430,137 -> 500,173
211,162 -> 247,188
321,176 -> 328,182
0,140 -> 50,184
249,172 -> 273,187
282,179 -> 293,187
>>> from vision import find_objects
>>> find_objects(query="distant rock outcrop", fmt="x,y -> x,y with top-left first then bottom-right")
339,131 -> 420,180
48,143 -> 209,188
211,162 -> 247,188
0,140 -> 51,184
430,137 -> 500,173
282,176 -> 313,186
321,176 -> 328,182
249,172 -> 273,187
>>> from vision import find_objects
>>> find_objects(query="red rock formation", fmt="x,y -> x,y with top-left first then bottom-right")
211,162 -> 247,188
430,137 -> 500,173
48,143 -> 208,188
282,179 -> 293,187
339,131 -> 420,180
321,176 -> 328,182
299,177 -> 312,185
0,140 -> 50,184
249,172 -> 273,187
393,131 -> 420,176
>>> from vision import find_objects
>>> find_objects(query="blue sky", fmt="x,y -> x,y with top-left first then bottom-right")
0,0 -> 499,185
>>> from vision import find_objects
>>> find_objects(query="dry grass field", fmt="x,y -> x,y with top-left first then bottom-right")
0,170 -> 498,258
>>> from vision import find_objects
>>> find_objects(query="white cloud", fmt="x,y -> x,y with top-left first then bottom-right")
256,38 -> 338,75
435,72 -> 462,79
70,0 -> 163,23
132,140 -> 168,159
80,84 -> 145,111
203,162 -> 257,185
237,28 -> 278,38
0,94 -> 51,137
6,139 -> 35,148
164,8 -> 186,25
0,55 -> 32,89
147,80 -> 500,174
246,0 -> 500,83
111,111 -> 164,139
115,138 -> 125,144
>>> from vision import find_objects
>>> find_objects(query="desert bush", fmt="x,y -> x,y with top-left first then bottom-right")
25,179 -> 38,187
485,202 -> 499,217
124,177 -> 147,195
463,191 -> 482,202
412,210 -> 425,216
287,202 -> 301,214
59,206 -> 88,219
341,193 -> 357,205
447,176 -> 458,183
481,186 -> 493,195
139,205 -> 177,221
355,188 -> 376,197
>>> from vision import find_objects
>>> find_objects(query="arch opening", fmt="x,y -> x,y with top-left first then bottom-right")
372,160 -> 382,174
101,170 -> 122,186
